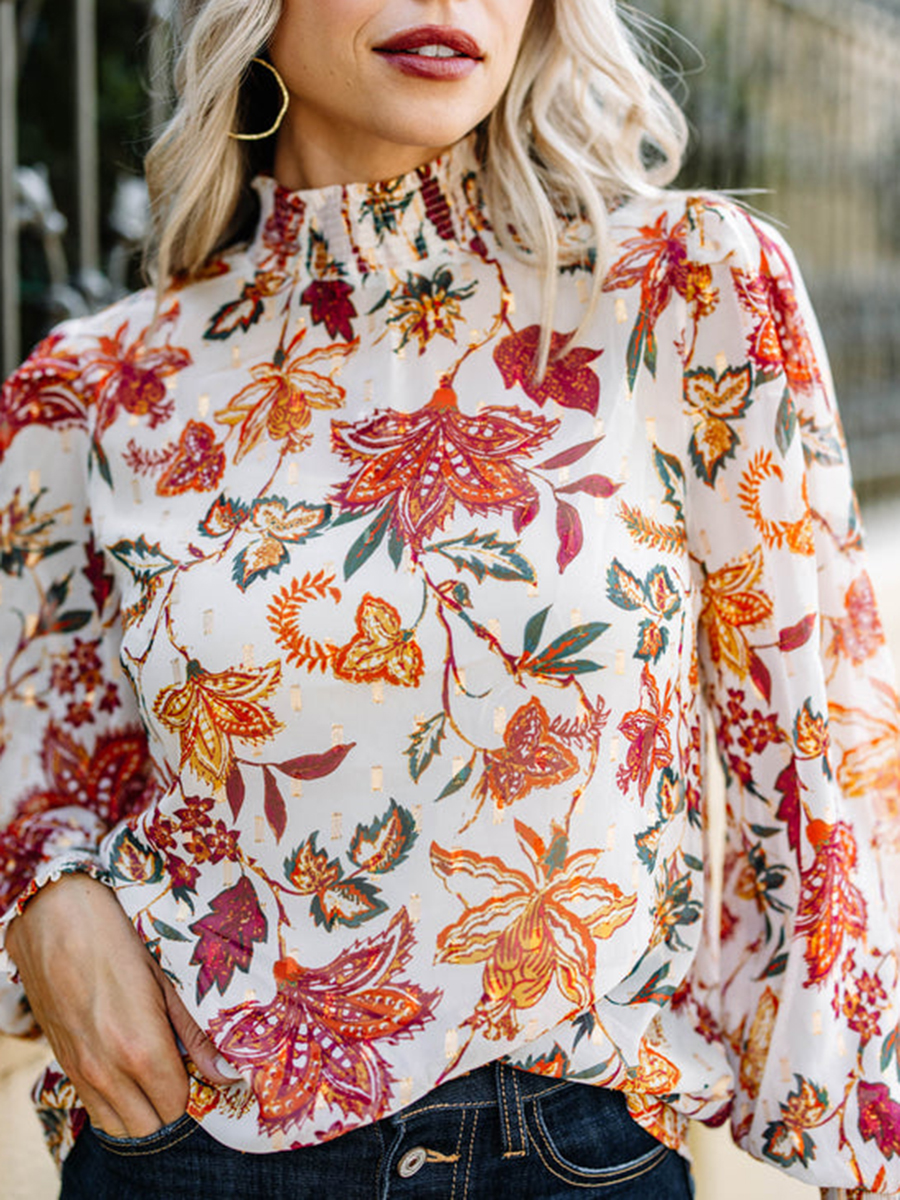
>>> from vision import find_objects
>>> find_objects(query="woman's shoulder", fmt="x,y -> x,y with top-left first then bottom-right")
606,189 -> 795,277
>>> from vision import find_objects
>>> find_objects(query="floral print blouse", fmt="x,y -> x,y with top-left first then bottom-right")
1,135 -> 899,1191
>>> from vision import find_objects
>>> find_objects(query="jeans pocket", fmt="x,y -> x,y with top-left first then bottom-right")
90,1112 -> 197,1157
527,1084 -> 669,1186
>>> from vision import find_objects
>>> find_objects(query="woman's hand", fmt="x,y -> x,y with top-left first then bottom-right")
5,873 -> 238,1138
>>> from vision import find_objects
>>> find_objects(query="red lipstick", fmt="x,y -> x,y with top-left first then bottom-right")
375,26 -> 484,81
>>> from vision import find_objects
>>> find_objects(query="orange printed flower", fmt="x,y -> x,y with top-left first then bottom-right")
700,546 -> 773,677
332,594 -> 424,688
432,820 -> 636,1040
739,987 -> 779,1099
476,697 -> 579,808
216,328 -> 356,462
737,450 -> 814,555
331,386 -> 556,547
153,659 -> 284,786
732,221 -> 822,396
795,820 -> 867,987
617,665 -> 675,805
829,680 -> 900,814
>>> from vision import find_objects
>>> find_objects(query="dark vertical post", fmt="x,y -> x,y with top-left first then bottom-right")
0,0 -> 19,374
75,0 -> 99,279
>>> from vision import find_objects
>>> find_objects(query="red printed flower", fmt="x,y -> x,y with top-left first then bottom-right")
331,386 -> 557,547
157,421 -> 226,496
208,910 -> 440,1135
732,220 -> 821,396
477,697 -> 579,808
493,326 -> 602,415
301,279 -> 357,342
80,308 -> 191,437
189,876 -> 268,1000
0,333 -> 86,462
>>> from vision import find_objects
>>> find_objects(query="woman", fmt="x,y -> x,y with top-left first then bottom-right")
1,1 -> 898,1196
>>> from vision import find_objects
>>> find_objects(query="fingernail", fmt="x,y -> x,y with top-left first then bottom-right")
213,1054 -> 244,1081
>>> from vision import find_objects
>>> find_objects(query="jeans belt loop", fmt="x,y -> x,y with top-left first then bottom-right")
494,1062 -> 528,1158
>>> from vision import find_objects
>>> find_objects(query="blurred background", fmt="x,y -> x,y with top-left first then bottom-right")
0,0 -> 898,1196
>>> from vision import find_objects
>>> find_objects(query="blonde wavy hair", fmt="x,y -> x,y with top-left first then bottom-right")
146,0 -> 686,341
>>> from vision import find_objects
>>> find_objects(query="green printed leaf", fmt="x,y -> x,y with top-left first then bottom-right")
151,916 -> 189,942
750,824 -> 780,839
405,713 -> 446,782
881,1025 -> 900,1082
109,536 -> 178,585
527,657 -> 603,678
349,799 -> 418,873
437,758 -> 474,801
682,853 -> 703,872
654,447 -> 686,523
629,964 -> 675,1007
523,606 -> 551,655
388,525 -> 405,570
426,530 -> 535,584
528,622 -> 609,677
50,610 -> 93,635
90,438 -> 113,487
109,827 -> 164,884
606,560 -> 645,612
311,878 -> 387,930
775,387 -> 798,457
626,316 -> 648,393
343,505 -> 393,579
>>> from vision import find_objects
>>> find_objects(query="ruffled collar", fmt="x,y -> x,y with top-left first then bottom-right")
247,134 -> 485,274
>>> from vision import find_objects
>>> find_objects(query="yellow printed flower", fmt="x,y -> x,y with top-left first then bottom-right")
700,546 -> 773,677
154,659 -> 284,785
432,820 -> 636,1040
332,594 -> 424,688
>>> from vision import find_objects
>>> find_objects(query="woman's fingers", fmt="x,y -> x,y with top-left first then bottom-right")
162,978 -> 243,1084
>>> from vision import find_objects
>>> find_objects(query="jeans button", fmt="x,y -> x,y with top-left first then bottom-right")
397,1146 -> 428,1178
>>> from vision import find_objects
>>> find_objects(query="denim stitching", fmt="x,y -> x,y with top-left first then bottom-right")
399,1077 -> 568,1121
527,1103 -> 670,1188
449,1109 -> 466,1200
91,1115 -> 198,1159
461,1110 -> 478,1200
503,1068 -> 527,1158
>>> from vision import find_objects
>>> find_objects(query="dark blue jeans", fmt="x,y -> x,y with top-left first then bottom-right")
60,1062 -> 694,1199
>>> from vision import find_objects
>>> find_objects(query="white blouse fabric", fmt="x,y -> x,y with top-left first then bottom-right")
1,137 -> 899,1192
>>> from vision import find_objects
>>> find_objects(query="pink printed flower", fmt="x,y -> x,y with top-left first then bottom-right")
858,1081 -> 900,1157
209,911 -> 439,1135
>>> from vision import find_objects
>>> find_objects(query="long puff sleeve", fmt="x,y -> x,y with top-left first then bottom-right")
684,203 -> 900,1192
0,324 -> 158,1035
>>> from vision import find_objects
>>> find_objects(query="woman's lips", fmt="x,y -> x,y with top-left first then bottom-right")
375,26 -> 484,81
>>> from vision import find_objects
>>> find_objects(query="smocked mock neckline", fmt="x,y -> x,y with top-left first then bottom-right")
247,134 -> 484,273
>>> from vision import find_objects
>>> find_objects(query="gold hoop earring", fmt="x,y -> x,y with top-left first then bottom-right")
228,57 -> 289,142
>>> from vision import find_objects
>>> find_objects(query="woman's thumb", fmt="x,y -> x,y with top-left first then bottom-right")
162,977 -> 244,1084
